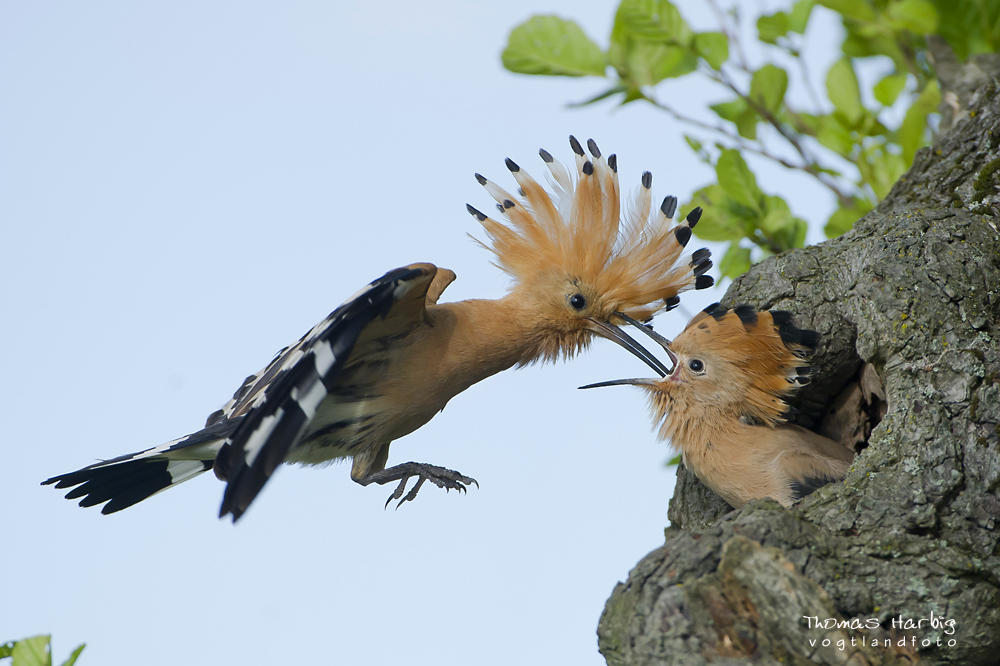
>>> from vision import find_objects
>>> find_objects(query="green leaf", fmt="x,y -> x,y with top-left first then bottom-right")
887,0 -> 938,33
608,6 -> 631,75
58,645 -> 85,666
867,149 -> 907,199
665,453 -> 682,466
502,16 -> 607,77
873,73 -> 908,106
931,0 -> 1000,60
792,111 -> 823,134
749,64 -> 788,115
608,1 -> 699,86
625,42 -> 697,85
710,98 -> 745,123
618,0 -> 693,44
684,134 -> 715,163
816,0 -> 876,22
692,31 -> 728,69
857,111 -> 890,138
759,196 -> 807,251
761,196 -> 807,250
0,642 -> 14,659
710,99 -> 758,140
842,28 -> 907,67
687,184 -> 751,242
716,149 -> 763,213
789,0 -> 816,32
788,218 -> 808,248
734,112 -> 758,140
757,12 -> 790,44
718,244 -> 753,279
825,207 -> 859,237
683,135 -> 712,164
825,197 -> 874,237
620,86 -> 648,104
826,58 -> 864,124
898,79 -> 940,162
815,114 -> 855,156
11,636 -> 51,666
759,197 -> 793,236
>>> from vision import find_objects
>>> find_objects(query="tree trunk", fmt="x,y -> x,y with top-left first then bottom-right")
597,73 -> 1000,665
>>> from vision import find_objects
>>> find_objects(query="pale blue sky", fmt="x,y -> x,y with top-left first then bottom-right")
1,2 -> 841,664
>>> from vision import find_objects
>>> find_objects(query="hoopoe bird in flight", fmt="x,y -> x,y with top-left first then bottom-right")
44,136 -> 714,522
583,304 -> 854,509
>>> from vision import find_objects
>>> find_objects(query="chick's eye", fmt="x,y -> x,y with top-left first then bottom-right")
570,293 -> 587,310
688,359 -> 705,373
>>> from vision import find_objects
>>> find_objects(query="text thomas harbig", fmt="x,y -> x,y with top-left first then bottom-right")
803,613 -> 958,649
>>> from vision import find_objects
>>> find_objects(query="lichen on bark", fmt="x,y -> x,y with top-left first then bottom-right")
598,78 -> 1000,666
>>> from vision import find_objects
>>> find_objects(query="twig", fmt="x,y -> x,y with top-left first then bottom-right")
645,95 -> 838,183
707,68 -> 854,206
792,39 -> 824,112
706,0 -> 750,71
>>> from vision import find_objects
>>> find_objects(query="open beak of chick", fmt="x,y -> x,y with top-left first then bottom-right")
581,312 -> 677,389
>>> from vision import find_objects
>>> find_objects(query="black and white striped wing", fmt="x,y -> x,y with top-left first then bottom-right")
216,262 -> 440,521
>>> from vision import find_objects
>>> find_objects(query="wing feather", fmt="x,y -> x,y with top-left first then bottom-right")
217,263 -> 439,521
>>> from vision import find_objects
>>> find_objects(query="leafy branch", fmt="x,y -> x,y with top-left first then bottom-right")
1,636 -> 84,666
501,0 -> 999,280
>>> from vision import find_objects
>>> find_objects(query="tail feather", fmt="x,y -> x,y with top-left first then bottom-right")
43,418 -> 238,514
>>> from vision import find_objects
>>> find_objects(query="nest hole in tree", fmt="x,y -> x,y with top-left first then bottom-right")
815,361 -> 887,457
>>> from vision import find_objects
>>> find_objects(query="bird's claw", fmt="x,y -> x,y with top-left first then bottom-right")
362,462 -> 477,509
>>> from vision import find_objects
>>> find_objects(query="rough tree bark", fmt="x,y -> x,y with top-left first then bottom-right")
597,71 -> 1000,665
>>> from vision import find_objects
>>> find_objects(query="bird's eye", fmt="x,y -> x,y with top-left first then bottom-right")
570,293 -> 587,310
688,359 -> 705,373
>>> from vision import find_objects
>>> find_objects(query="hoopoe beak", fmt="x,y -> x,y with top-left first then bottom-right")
579,377 -> 662,390
579,312 -> 678,391
586,318 -> 671,378
613,312 -> 679,369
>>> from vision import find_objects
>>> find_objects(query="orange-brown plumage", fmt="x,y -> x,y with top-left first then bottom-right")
656,305 -> 817,434
585,304 -> 854,509
469,136 -> 712,364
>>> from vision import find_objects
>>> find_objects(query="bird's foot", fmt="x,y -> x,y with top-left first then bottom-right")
360,462 -> 478,509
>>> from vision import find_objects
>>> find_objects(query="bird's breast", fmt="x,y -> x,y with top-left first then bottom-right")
283,331 -> 458,466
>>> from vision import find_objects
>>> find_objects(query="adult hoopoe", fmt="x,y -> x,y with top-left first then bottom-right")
582,304 -> 854,509
44,136 -> 714,522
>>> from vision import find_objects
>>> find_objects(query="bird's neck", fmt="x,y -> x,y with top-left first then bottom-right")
655,389 -> 734,457
427,294 -> 553,388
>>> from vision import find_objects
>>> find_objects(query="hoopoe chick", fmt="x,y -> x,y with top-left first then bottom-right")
44,136 -> 713,522
584,304 -> 854,509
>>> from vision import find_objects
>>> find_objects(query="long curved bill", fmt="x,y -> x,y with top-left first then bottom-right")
581,312 -> 678,390
587,318 -> 670,378
579,377 -> 659,390
612,312 -> 678,368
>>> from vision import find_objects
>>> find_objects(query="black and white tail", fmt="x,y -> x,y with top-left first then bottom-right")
42,419 -> 239,514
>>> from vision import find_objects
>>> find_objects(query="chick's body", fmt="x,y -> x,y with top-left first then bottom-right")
600,304 -> 855,509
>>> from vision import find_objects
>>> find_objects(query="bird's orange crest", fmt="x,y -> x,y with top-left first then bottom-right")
467,136 -> 712,324
667,303 -> 819,427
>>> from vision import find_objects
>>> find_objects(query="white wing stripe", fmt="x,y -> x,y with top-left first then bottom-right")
242,411 -> 283,468
133,436 -> 187,461
292,381 -> 327,421
166,460 -> 209,483
313,340 -> 336,376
